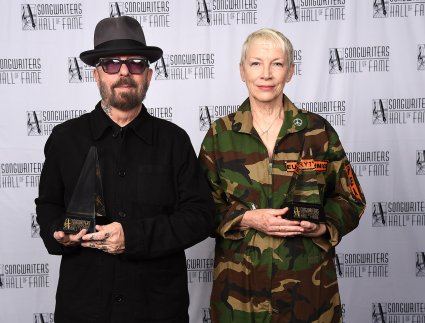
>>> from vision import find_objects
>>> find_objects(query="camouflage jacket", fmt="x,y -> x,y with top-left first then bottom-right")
199,96 -> 366,323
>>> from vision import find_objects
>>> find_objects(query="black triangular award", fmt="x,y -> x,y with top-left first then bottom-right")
284,160 -> 326,224
62,146 -> 106,233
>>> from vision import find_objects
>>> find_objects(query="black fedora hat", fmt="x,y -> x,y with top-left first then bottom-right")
80,16 -> 163,66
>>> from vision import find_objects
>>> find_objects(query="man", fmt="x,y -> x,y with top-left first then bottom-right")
36,16 -> 215,323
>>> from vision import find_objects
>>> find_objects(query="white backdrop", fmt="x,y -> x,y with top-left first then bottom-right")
1,1 -> 425,322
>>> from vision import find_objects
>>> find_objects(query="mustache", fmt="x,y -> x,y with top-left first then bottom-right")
113,78 -> 137,88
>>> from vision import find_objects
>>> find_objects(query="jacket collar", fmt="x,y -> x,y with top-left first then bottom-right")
232,95 -> 308,139
90,101 -> 153,144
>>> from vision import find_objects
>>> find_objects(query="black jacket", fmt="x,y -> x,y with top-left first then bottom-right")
35,102 -> 215,323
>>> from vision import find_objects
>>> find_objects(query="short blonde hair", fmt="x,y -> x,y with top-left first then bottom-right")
240,28 -> 294,67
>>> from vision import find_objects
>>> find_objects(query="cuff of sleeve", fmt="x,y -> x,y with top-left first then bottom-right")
312,223 -> 340,252
218,209 -> 248,240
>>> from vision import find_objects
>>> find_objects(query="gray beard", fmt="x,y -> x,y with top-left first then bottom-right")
99,78 -> 149,112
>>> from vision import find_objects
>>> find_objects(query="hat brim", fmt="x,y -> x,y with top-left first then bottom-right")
80,46 -> 163,66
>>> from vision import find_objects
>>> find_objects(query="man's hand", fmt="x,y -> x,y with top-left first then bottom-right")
53,229 -> 87,247
81,222 -> 125,255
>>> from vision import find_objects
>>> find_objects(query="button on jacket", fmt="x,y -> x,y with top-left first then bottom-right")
36,102 -> 215,323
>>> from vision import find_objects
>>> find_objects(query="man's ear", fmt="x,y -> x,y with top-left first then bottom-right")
93,67 -> 99,85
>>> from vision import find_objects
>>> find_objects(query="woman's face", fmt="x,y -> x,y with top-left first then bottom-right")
240,38 -> 294,106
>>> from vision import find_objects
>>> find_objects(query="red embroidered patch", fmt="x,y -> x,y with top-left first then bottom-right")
345,163 -> 362,200
286,159 -> 328,174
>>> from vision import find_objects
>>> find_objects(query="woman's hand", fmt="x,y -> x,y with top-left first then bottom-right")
240,207 -> 304,237
299,221 -> 327,237
239,208 -> 328,238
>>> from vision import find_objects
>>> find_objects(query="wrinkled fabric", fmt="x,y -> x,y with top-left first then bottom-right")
199,96 -> 366,323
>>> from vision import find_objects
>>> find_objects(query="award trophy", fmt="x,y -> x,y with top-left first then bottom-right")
62,146 -> 106,233
284,165 -> 325,224
286,201 -> 325,223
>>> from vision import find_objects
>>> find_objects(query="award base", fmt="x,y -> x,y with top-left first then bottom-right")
62,214 -> 95,234
286,202 -> 325,223
62,214 -> 109,234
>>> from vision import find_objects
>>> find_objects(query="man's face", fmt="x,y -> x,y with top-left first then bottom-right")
94,55 -> 153,111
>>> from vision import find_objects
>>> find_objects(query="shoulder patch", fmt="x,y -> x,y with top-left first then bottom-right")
345,163 -> 362,200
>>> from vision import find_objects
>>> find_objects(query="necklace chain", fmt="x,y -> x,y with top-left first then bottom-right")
254,111 -> 281,137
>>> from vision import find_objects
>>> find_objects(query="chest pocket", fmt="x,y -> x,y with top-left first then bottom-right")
137,164 -> 175,205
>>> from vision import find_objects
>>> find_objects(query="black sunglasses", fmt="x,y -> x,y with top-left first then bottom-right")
96,58 -> 149,74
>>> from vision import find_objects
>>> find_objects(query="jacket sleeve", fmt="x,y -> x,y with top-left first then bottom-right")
35,128 -> 80,255
313,122 -> 366,251
122,130 -> 216,259
198,127 -> 250,240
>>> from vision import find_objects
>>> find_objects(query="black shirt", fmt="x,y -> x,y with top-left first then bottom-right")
35,102 -> 215,323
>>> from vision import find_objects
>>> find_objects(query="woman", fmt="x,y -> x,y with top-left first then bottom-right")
199,28 -> 366,323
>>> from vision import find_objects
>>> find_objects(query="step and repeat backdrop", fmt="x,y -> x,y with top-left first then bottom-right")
0,1 -> 424,322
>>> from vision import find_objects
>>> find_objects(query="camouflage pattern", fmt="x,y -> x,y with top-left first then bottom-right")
199,95 -> 366,323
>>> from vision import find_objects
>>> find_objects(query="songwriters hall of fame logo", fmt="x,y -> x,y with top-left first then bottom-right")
22,3 -> 83,31
329,46 -> 390,74
196,0 -> 258,26
0,162 -> 43,189
419,44 -> 425,71
284,0 -> 299,22
146,107 -> 173,121
196,0 -> 211,25
293,49 -> 302,76
33,313 -> 54,323
31,213 -> 40,238
347,151 -> 390,177
154,53 -> 215,80
154,56 -> 169,80
372,98 -> 425,125
199,105 -> 240,131
202,308 -> 211,323
284,0 -> 346,23
27,111 -> 43,136
187,258 -> 214,283
0,263 -> 50,289
335,253 -> 389,279
109,2 -> 171,28
417,150 -> 425,175
372,99 -> 387,124
199,106 -> 213,131
329,48 -> 344,74
371,201 -> 425,228
22,4 -> 37,30
373,0 -> 425,18
372,302 -> 425,322
68,57 -> 95,83
295,99 -> 346,127
27,109 -> 86,136
0,58 -> 42,85
417,252 -> 425,277
372,303 -> 387,323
